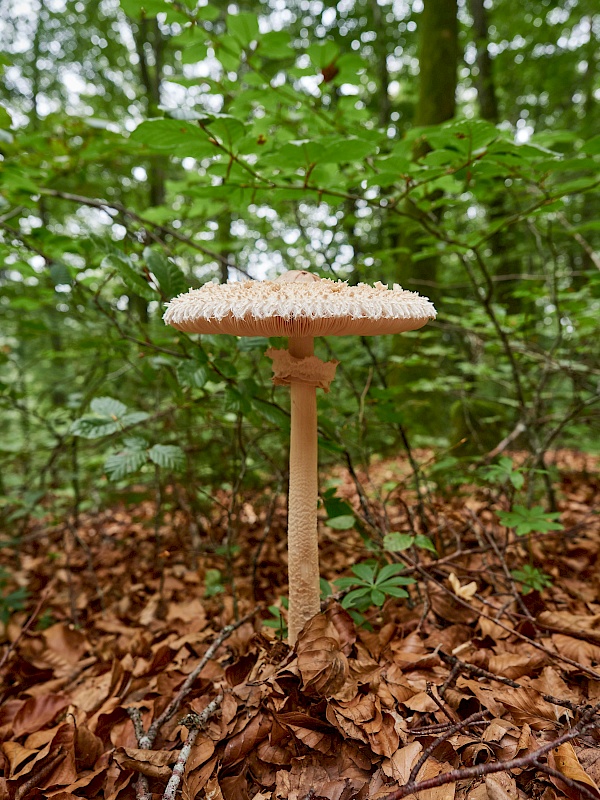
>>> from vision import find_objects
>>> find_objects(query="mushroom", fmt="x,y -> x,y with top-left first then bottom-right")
164,271 -> 436,644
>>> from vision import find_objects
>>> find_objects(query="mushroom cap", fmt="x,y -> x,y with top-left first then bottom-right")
163,271 -> 436,338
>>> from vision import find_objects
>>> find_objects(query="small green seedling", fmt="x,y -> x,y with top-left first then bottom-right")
264,597 -> 289,639
511,564 -> 553,594
479,457 -> 525,490
497,505 -> 563,537
204,568 -> 225,598
383,532 -> 437,554
334,562 -> 415,612
0,567 -> 28,624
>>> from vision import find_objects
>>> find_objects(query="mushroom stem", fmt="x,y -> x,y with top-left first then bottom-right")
287,335 -> 321,645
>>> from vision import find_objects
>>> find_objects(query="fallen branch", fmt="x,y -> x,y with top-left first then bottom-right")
408,710 -> 489,784
162,695 -> 223,800
437,648 -> 590,715
14,748 -> 64,800
126,608 -> 260,800
145,606 -> 261,746
380,704 -> 600,800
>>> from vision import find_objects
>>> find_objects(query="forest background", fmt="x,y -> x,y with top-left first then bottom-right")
0,0 -> 599,612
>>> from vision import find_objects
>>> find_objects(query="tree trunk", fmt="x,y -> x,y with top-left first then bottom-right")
469,0 -> 499,123
415,0 -> 459,127
387,0 -> 459,436
133,17 -> 166,207
393,0 -> 459,299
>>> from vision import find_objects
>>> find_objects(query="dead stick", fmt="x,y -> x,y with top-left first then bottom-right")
408,710 -> 489,784
380,707 -> 599,800
406,556 -> 600,681
145,607 -> 260,746
533,760 -> 600,800
437,649 -> 590,715
162,695 -> 223,800
14,748 -> 64,800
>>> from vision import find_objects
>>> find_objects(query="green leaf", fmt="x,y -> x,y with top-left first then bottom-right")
131,119 -> 218,159
252,398 -> 290,430
582,134 -> 600,155
120,0 -> 170,18
91,397 -> 127,418
414,535 -> 437,554
148,444 -> 185,470
376,563 -> 407,583
334,576 -> 361,590
49,262 -> 73,287
104,447 -> 148,480
145,248 -> 187,299
352,562 -> 376,584
341,587 -> 370,609
383,532 -> 414,552
371,588 -> 386,606
72,398 -> 149,439
71,416 -> 120,439
227,12 -> 259,47
176,360 -> 209,389
102,254 -> 155,301
306,40 -> 339,69
497,505 -> 563,536
326,515 -> 355,530
0,105 -> 12,128
258,31 -> 292,59
380,585 -> 409,598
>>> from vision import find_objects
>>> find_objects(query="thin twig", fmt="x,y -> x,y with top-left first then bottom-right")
408,711 -> 489,784
437,649 -> 588,715
146,607 -> 260,748
381,704 -> 600,800
14,748 -> 64,800
0,585 -> 50,672
162,695 -> 223,800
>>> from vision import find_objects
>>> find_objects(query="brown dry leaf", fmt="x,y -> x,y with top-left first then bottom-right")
479,613 -> 513,640
382,741 -> 422,783
547,742 -> 600,800
185,736 -> 215,773
222,712 -> 271,767
296,614 -> 349,697
2,741 -> 40,779
274,753 -> 368,800
551,634 -> 600,667
487,654 -> 537,681
220,771 -> 250,800
496,687 -> 559,730
538,611 -> 600,644
530,667 -> 581,709
183,757 -> 218,800
430,588 -> 478,625
485,773 -> 519,800
276,712 -> 338,755
203,774 -> 225,800
42,624 -> 90,668
11,694 -> 70,737
113,746 -> 176,780
381,743 -> 455,800
326,602 -> 357,655
578,750 -> 600,788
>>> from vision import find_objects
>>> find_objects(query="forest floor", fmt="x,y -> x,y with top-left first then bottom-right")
1,451 -> 599,800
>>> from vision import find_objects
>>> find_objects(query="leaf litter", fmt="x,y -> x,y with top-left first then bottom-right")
0,451 -> 599,800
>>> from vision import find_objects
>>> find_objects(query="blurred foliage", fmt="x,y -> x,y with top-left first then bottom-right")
0,0 -> 599,535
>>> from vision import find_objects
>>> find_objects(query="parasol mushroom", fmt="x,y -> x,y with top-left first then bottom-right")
164,271 -> 436,644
